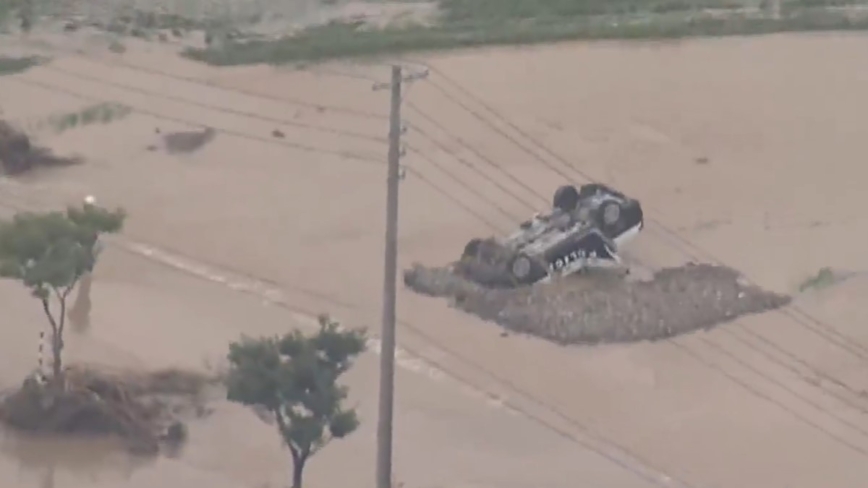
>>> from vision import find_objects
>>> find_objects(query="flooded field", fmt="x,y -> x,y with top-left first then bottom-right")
2,25 -> 868,488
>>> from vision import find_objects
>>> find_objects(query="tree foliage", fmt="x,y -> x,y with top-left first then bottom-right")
0,203 -> 125,378
226,315 -> 366,488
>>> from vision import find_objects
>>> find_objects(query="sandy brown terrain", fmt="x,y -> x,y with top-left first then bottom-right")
3,28 -> 868,488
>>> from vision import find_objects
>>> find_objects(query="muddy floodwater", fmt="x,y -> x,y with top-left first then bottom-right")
3,27 -> 868,488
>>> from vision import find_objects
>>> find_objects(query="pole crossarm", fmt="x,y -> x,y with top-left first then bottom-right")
372,68 -> 430,91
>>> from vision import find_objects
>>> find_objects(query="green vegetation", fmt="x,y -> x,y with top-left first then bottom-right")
184,0 -> 868,65
798,266 -> 837,292
0,2 -> 11,27
226,315 -> 366,488
0,204 -> 125,381
439,0 -> 743,21
0,56 -> 42,76
42,102 -> 132,134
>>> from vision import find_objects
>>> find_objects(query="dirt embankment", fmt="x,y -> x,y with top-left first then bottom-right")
405,261 -> 791,345
0,366 -> 217,455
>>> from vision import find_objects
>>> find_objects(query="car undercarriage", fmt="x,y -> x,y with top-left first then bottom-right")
460,183 -> 644,286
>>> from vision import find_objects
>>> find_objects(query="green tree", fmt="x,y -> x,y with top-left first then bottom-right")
0,203 -> 125,380
226,315 -> 366,488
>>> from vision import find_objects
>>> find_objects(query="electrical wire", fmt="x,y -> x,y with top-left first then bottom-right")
423,65 -> 868,362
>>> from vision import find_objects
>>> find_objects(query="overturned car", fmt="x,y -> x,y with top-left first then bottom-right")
459,183 -> 644,287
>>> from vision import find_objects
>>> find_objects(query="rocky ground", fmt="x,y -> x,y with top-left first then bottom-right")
405,260 -> 791,345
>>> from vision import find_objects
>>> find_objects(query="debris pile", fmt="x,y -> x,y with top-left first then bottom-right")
405,261 -> 790,344
0,120 -> 80,175
0,365 -> 215,455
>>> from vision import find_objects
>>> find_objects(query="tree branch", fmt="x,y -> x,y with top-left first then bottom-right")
57,290 -> 67,339
310,433 -> 333,455
275,404 -> 288,430
56,277 -> 78,338
275,405 -> 310,466
41,297 -> 58,335
61,277 -> 79,300
275,405 -> 296,454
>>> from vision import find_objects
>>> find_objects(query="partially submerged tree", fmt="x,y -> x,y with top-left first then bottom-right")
226,315 -> 366,488
0,202 -> 125,380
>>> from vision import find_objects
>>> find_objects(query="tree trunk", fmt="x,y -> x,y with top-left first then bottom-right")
53,295 -> 67,380
40,297 -> 64,382
291,453 -> 306,488
51,332 -> 63,379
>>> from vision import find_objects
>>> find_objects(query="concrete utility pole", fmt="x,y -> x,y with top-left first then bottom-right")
373,63 -> 428,488
376,64 -> 403,488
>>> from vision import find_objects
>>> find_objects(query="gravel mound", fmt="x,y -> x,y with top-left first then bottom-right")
404,262 -> 791,345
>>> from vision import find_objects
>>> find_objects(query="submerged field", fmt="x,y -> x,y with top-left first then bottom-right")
1,4 -> 868,487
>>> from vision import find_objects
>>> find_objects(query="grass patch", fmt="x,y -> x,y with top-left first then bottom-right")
0,56 -> 42,76
184,7 -> 868,66
438,0 -> 747,22
798,267 -> 837,292
0,3 -> 11,28
40,103 -> 131,134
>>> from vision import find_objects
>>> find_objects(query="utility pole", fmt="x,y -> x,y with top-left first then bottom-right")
376,64 -> 402,488
373,63 -> 428,488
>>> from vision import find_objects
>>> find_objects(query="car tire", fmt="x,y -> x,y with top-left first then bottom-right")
553,185 -> 579,212
462,238 -> 483,259
578,183 -> 603,199
510,254 -> 533,280
507,253 -> 546,285
599,201 -> 622,227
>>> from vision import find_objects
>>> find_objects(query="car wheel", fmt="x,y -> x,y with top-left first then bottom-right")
600,201 -> 622,226
509,254 -> 533,283
553,185 -> 579,212
578,183 -> 603,198
462,238 -> 483,259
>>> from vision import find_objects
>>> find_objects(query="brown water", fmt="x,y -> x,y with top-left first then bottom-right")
2,31 -> 868,488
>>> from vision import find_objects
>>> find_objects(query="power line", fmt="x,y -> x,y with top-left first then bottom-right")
39,64 -> 389,145
696,334 -> 868,442
406,100 -> 549,209
721,325 -> 868,414
404,166 -> 504,234
7,76 -> 386,166
143,55 -> 868,462
25,62 -> 518,233
23,56 -> 868,472
406,147 -> 518,229
244,59 -> 868,429
45,54 -> 546,227
1,63 -> 693,488
398,66 -> 868,455
5,75 -> 501,233
671,338 -> 868,455
422,66 -> 868,363
72,55 -> 390,121
424,78 -> 588,184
